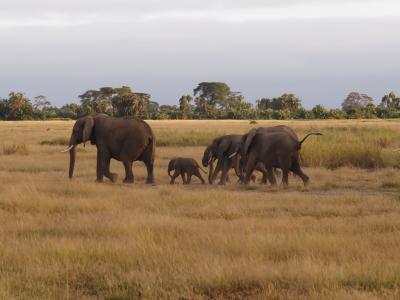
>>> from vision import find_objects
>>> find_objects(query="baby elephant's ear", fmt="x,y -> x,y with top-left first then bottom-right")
82,116 -> 94,142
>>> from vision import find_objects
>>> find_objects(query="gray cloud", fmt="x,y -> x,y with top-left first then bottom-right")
0,1 -> 399,108
1,0 -> 398,28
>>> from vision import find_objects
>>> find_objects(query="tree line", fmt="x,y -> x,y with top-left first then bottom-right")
0,83 -> 399,120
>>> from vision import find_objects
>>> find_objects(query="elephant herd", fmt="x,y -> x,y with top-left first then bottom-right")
62,114 -> 322,187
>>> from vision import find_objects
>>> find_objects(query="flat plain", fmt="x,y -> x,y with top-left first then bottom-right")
1,119 -> 400,299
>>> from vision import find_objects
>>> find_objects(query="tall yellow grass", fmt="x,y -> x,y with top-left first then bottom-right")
0,119 -> 399,299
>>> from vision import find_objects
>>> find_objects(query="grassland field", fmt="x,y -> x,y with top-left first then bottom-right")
1,119 -> 400,299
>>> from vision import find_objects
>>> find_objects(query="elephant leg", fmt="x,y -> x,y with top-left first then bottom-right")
281,169 -> 289,186
144,159 -> 154,184
181,172 -> 188,184
260,171 -> 268,184
208,161 -> 214,184
218,160 -> 231,185
186,171 -> 193,184
123,161 -> 134,183
291,161 -> 309,186
101,154 -> 117,183
277,154 -> 291,187
210,160 -> 222,184
194,169 -> 205,184
244,155 -> 257,184
266,166 -> 277,186
170,170 -> 180,184
96,150 -> 104,182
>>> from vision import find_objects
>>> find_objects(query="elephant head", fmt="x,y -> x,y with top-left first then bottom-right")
202,144 -> 215,167
167,159 -> 177,178
61,116 -> 95,178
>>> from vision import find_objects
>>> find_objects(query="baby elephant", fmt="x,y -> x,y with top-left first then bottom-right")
168,157 -> 207,184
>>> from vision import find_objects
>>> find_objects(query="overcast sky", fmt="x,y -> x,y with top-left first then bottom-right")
1,0 -> 399,108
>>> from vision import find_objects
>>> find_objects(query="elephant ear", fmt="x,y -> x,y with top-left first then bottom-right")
243,128 -> 257,156
82,116 -> 94,143
216,138 -> 231,159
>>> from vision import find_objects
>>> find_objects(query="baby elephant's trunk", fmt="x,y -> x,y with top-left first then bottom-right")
196,162 -> 207,174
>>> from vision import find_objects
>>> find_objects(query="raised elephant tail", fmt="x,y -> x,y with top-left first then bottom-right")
298,132 -> 322,148
243,128 -> 257,157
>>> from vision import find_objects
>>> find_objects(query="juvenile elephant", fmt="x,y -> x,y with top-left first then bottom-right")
241,129 -> 322,186
202,135 -> 243,185
62,114 -> 155,184
168,157 -> 206,184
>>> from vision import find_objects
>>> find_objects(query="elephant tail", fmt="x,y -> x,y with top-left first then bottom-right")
298,132 -> 323,149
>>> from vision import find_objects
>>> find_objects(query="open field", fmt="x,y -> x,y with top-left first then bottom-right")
1,119 -> 400,299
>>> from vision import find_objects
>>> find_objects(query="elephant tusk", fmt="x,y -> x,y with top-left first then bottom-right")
61,145 -> 74,153
228,151 -> 237,159
208,157 -> 213,164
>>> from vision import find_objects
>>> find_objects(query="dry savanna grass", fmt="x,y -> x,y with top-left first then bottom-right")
0,119 -> 400,299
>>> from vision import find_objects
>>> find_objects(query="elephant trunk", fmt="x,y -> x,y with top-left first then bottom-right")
208,160 -> 214,184
69,146 -> 76,179
167,160 -> 174,178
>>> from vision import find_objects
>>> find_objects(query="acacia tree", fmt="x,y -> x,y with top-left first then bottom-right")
256,94 -> 303,119
59,103 -> 83,119
341,92 -> 374,115
33,95 -> 51,110
381,92 -> 400,109
4,92 -> 34,120
79,86 -> 154,118
193,82 -> 232,118
178,95 -> 193,119
79,89 -> 114,115
111,87 -> 151,118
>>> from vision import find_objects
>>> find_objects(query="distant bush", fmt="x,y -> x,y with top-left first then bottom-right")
3,143 -> 29,155
40,137 -> 69,146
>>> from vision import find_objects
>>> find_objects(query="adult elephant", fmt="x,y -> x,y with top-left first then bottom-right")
202,135 -> 242,185
61,114 -> 155,184
241,128 -> 321,186
202,134 -> 264,185
225,125 -> 299,184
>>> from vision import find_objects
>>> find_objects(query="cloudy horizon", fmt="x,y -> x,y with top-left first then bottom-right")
1,0 -> 399,108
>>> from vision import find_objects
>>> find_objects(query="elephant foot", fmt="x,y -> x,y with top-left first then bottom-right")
109,173 -> 118,183
251,175 -> 257,183
123,177 -> 134,184
96,178 -> 103,183
146,177 -> 155,184
218,181 -> 226,186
